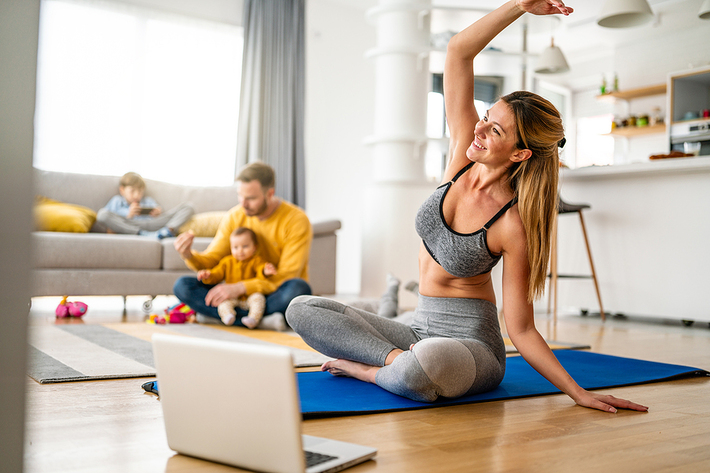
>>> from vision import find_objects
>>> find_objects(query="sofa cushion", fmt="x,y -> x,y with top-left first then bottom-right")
34,197 -> 97,233
32,232 -> 162,270
178,211 -> 227,237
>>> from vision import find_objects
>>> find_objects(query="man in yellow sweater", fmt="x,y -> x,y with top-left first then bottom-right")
172,162 -> 312,330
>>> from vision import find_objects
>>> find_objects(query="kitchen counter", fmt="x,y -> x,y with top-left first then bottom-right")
553,158 -> 710,323
561,155 -> 710,180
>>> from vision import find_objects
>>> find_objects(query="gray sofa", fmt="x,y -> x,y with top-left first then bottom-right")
31,169 -> 341,302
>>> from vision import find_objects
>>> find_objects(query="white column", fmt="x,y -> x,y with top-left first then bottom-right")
364,0 -> 431,183
360,0 -> 435,303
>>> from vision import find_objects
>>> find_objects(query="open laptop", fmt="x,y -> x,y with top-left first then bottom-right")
151,333 -> 377,473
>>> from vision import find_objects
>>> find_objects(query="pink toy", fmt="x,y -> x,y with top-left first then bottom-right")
146,303 -> 195,324
165,303 -> 195,323
55,296 -> 88,318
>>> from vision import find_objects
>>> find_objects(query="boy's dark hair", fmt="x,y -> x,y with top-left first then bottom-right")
119,172 -> 146,190
231,227 -> 258,246
236,162 -> 275,190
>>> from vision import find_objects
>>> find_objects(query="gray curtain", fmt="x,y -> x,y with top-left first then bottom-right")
237,0 -> 306,208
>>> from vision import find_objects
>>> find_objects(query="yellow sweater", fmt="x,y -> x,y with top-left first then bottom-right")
200,254 -> 271,294
185,200 -> 312,295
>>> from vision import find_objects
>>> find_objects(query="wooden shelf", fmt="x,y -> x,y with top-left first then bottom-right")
606,124 -> 666,137
597,84 -> 667,102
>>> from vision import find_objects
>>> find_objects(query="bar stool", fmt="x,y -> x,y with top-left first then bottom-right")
548,197 -> 605,323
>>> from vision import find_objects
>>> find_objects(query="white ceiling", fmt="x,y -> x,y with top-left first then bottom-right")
337,0 -> 708,66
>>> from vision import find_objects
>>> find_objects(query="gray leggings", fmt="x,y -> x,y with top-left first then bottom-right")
286,294 -> 506,402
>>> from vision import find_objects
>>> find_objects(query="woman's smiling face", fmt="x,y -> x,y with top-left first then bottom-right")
466,101 -> 519,164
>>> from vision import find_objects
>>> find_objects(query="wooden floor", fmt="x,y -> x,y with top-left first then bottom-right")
24,296 -> 710,473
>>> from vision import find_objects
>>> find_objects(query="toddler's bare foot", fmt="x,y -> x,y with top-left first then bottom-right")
321,359 -> 379,384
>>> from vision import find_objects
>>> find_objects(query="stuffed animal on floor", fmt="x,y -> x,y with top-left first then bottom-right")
55,296 -> 88,318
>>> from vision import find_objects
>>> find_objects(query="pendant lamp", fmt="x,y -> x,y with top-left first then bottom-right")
700,0 -> 710,20
597,0 -> 654,28
534,38 -> 569,74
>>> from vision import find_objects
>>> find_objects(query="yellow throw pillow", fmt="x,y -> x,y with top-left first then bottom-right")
178,211 -> 227,237
34,196 -> 97,233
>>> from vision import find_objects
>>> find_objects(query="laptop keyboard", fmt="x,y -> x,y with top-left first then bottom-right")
305,450 -> 338,468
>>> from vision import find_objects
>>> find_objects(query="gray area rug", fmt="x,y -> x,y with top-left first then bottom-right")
28,324 -> 331,384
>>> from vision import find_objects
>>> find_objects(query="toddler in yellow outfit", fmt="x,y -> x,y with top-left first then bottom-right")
196,227 -> 276,328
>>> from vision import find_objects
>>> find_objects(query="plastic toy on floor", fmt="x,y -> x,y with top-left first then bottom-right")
55,296 -> 88,318
147,302 -> 196,324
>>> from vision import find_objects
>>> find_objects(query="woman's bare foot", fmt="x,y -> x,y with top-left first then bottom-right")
321,348 -> 406,384
321,359 -> 379,384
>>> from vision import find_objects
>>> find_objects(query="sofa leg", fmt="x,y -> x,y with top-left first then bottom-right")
142,296 -> 156,314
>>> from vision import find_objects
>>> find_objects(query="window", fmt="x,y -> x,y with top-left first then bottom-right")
34,0 -> 243,186
426,73 -> 502,181
575,115 -> 614,168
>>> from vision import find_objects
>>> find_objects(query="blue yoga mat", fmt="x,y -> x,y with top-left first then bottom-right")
297,350 -> 709,418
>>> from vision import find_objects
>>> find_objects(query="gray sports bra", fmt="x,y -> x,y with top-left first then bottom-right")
415,162 -> 518,278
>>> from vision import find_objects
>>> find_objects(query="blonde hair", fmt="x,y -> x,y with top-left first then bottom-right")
119,172 -> 145,190
501,91 -> 563,302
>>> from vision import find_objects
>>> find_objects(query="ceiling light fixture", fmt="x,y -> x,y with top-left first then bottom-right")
700,0 -> 710,20
597,0 -> 654,28
534,38 -> 569,74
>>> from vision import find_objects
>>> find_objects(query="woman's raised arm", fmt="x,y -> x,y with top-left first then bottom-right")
442,0 -> 572,180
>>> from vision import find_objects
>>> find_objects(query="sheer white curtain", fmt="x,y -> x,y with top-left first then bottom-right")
34,0 -> 243,186
237,0 -> 305,206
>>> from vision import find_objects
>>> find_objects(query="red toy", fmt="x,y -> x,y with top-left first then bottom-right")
55,296 -> 88,318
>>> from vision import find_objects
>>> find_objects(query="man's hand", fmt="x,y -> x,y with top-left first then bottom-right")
205,283 -> 246,307
174,230 -> 195,260
150,206 -> 162,217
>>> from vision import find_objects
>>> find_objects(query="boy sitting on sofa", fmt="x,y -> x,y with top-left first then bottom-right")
196,227 -> 277,328
96,172 -> 194,239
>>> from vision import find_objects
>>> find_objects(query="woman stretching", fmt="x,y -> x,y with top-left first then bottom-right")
287,0 -> 647,413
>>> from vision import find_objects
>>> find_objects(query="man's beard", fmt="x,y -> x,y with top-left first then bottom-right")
245,199 -> 268,217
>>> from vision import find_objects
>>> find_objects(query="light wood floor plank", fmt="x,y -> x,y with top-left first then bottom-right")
24,299 -> 710,472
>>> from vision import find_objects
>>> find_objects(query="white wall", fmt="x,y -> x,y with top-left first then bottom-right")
304,0 -> 376,295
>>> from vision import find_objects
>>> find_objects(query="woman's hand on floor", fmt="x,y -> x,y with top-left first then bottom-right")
574,389 -> 649,413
